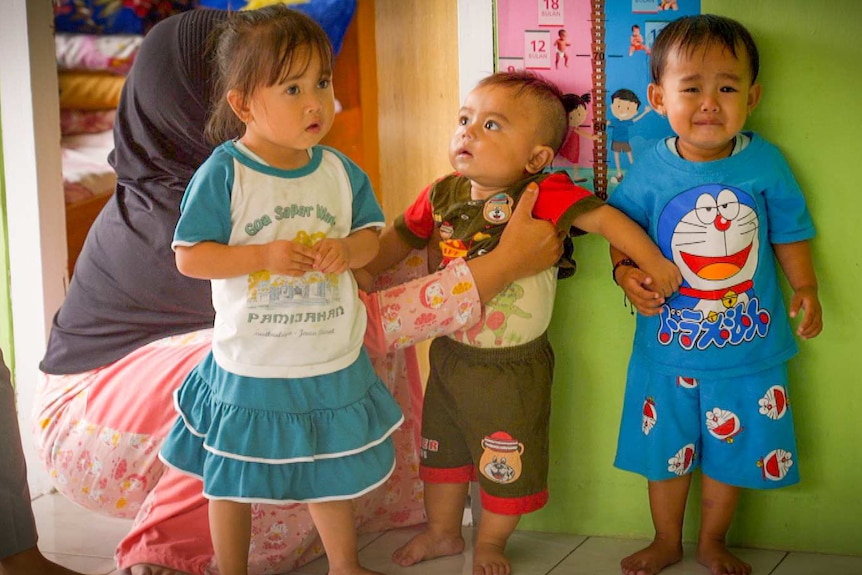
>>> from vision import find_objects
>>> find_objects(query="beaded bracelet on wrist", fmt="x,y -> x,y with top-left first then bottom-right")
612,258 -> 638,285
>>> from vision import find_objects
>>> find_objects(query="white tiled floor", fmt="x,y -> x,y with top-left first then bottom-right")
31,491 -> 862,575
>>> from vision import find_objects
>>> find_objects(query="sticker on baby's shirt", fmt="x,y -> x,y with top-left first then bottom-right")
483,193 -> 514,224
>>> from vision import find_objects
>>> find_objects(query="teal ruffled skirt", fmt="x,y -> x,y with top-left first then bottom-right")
159,348 -> 404,502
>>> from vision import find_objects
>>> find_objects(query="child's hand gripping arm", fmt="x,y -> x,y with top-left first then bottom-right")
610,244 -> 666,316
313,228 -> 381,275
175,240 -> 317,279
774,240 -> 823,339
573,204 -> 682,298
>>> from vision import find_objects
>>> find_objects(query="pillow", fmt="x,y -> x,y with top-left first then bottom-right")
60,109 -> 117,136
56,33 -> 144,75
58,72 -> 125,110
62,130 -> 117,204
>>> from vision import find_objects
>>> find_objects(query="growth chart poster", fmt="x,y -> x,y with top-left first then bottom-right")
495,0 -> 701,198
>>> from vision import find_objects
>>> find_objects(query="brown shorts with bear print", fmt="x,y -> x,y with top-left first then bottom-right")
419,333 -> 554,515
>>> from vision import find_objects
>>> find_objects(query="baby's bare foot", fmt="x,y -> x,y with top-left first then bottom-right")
696,540 -> 751,575
473,541 -> 510,575
620,539 -> 683,575
391,529 -> 465,567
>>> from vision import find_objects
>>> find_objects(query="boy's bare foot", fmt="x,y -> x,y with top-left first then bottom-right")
391,529 -> 465,567
696,540 -> 751,575
473,541 -> 510,575
620,539 -> 683,575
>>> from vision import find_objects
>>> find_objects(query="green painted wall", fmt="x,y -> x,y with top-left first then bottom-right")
520,0 -> 861,557
0,108 -> 12,369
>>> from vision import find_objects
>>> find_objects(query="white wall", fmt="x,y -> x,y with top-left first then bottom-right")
456,0 -> 495,101
0,0 -> 69,495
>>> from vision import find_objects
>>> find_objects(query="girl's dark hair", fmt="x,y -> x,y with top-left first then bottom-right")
650,14 -> 759,84
561,92 -> 591,113
205,5 -> 333,144
476,70 -> 568,153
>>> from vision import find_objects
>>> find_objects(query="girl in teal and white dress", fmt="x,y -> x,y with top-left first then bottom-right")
159,6 -> 398,575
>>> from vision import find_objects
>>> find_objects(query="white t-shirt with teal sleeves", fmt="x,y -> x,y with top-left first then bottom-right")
607,132 -> 815,379
173,142 -> 384,378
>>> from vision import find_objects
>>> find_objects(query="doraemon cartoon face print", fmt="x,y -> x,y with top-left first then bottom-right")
656,184 -> 771,350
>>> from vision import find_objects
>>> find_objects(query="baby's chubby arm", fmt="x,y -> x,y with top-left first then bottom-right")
573,204 -> 681,297
774,240 -> 822,339
359,224 -> 415,284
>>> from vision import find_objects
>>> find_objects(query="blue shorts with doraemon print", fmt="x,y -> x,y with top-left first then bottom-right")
614,351 -> 799,489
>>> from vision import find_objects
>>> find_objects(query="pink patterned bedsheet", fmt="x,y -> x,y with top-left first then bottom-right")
55,33 -> 143,76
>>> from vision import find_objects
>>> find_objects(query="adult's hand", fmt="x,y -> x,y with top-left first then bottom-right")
500,182 -> 566,275
471,182 -> 564,303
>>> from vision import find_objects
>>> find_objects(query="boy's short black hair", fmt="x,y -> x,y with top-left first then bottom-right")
610,88 -> 641,108
650,14 -> 759,85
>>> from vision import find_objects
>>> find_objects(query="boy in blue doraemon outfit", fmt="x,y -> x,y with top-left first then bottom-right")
608,15 -> 823,575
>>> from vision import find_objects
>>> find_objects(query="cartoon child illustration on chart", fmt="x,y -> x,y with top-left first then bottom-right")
629,24 -> 650,56
559,92 -> 599,183
660,0 -> 679,10
555,29 -> 571,68
606,88 -> 651,183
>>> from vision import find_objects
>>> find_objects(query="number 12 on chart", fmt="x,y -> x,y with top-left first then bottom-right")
524,29 -> 551,69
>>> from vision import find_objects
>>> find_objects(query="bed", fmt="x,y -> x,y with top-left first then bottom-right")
54,0 -> 371,275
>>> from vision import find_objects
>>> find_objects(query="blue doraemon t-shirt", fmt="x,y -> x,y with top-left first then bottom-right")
608,133 -> 815,378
